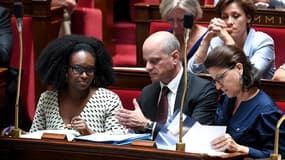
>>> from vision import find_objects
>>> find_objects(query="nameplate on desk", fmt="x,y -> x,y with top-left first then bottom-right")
132,140 -> 156,148
41,133 -> 67,141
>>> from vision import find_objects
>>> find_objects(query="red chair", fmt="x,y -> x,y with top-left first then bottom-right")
77,0 -> 95,8
10,16 -> 35,123
254,26 -> 285,68
111,89 -> 141,110
149,21 -> 171,35
71,7 -> 102,40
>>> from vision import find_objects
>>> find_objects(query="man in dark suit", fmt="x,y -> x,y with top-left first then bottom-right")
0,6 -> 13,67
116,31 -> 218,138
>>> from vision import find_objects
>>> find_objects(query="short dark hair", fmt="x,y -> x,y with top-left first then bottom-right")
216,0 -> 256,28
204,45 -> 260,90
36,34 -> 115,90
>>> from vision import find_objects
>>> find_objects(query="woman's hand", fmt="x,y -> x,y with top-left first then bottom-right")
208,18 -> 235,45
70,116 -> 93,135
211,133 -> 249,153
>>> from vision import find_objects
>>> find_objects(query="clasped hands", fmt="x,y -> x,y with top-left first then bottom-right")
115,98 -> 148,131
66,116 -> 93,135
205,17 -> 235,44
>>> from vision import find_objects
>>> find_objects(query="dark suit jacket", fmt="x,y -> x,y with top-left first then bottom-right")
0,6 -> 13,67
138,71 -> 218,138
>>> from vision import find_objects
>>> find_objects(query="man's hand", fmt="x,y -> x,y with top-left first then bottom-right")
115,98 -> 149,130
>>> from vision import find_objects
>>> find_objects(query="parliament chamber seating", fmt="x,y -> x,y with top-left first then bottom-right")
10,16 -> 35,122
71,4 -> 103,41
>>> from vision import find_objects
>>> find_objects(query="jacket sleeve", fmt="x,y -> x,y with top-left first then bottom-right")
0,7 -> 13,67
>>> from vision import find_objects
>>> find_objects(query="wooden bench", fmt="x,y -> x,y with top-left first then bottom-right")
110,67 -> 285,112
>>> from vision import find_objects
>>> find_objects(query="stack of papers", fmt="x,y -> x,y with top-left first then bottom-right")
155,112 -> 227,156
74,133 -> 151,145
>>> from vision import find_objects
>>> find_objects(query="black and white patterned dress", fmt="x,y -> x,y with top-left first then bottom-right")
30,88 -> 127,133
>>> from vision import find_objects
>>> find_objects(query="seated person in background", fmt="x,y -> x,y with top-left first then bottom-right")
188,0 -> 275,79
51,0 -> 77,37
204,45 -> 285,158
0,6 -> 13,67
115,31 -> 218,139
159,0 -> 207,60
254,0 -> 285,8
30,35 -> 127,135
272,63 -> 285,81
0,6 -> 14,131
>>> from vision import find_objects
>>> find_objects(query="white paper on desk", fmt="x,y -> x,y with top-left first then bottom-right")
183,123 -> 227,156
74,133 -> 151,145
20,129 -> 80,141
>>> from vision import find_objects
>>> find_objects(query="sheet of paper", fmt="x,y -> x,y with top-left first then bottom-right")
74,133 -> 151,145
183,123 -> 227,156
20,129 -> 80,141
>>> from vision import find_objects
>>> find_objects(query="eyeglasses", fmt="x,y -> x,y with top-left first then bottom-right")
212,66 -> 234,84
69,65 -> 95,76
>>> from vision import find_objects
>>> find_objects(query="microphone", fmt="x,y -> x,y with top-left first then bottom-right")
176,13 -> 194,152
11,2 -> 24,137
14,2 -> 24,32
183,13 -> 194,50
270,114 -> 285,160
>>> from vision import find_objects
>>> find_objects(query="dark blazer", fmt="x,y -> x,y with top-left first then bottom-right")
138,71 -> 218,138
0,6 -> 13,67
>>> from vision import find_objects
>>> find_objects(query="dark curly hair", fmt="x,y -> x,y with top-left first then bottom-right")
204,45 -> 260,90
36,34 -> 115,90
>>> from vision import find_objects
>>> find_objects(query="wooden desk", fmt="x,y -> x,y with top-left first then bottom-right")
0,137 -> 245,160
0,68 -> 8,106
135,3 -> 285,66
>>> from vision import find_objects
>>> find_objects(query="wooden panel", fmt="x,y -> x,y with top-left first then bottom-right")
134,3 -> 285,66
112,67 -> 285,102
0,137 -> 246,160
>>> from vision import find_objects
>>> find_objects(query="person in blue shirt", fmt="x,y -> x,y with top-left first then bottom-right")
188,0 -> 275,79
204,45 -> 285,159
159,0 -> 207,61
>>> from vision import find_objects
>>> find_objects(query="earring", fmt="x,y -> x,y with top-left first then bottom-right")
239,75 -> 244,85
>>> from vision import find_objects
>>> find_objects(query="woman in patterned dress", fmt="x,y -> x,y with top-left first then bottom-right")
30,35 -> 127,135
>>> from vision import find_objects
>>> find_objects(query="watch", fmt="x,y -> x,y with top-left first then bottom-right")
145,120 -> 154,130
279,63 -> 285,70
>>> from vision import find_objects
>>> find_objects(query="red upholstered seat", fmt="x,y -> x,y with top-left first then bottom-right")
77,0 -> 95,8
254,26 -> 285,68
276,102 -> 285,113
71,7 -> 102,40
10,16 -> 35,122
204,0 -> 214,5
149,21 -> 171,35
111,89 -> 141,110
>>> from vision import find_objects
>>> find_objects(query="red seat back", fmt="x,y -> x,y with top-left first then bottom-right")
10,16 -> 35,122
111,89 -> 141,110
149,21 -> 171,35
77,0 -> 95,8
71,7 -> 103,40
254,26 -> 285,68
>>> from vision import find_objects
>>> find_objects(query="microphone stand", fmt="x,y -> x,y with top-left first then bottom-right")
176,28 -> 190,152
270,114 -> 285,160
11,5 -> 24,138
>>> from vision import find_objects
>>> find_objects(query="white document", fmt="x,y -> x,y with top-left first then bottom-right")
183,123 -> 227,156
74,133 -> 151,145
20,129 -> 80,141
